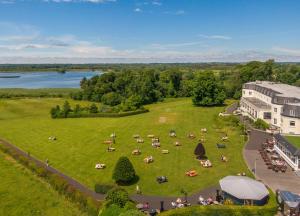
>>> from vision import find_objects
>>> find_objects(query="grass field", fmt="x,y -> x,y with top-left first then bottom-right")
0,88 -> 80,98
284,136 -> 300,148
0,98 -> 249,196
0,151 -> 87,216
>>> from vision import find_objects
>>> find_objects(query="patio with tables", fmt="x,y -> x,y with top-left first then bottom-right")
258,138 -> 287,173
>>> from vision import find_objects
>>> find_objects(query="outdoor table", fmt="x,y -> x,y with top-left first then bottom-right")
136,203 -> 144,210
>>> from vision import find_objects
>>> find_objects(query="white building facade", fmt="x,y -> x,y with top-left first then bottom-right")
240,81 -> 300,135
240,81 -> 300,170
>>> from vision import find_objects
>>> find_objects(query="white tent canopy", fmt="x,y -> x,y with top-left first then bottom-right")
219,176 -> 269,200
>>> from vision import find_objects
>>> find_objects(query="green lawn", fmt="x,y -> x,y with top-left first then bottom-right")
0,88 -> 80,98
0,98 -> 249,196
0,151 -> 87,216
284,136 -> 300,149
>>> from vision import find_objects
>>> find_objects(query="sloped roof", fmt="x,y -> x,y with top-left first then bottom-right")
220,176 -> 269,200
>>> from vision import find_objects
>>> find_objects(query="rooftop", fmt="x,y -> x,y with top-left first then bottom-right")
275,134 -> 300,156
247,81 -> 300,99
242,97 -> 271,110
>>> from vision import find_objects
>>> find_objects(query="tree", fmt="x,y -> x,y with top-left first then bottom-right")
101,92 -> 123,106
62,101 -> 71,117
89,103 -> 98,113
105,187 -> 130,208
192,71 -> 226,106
74,104 -> 81,114
50,105 -> 61,118
112,156 -> 136,184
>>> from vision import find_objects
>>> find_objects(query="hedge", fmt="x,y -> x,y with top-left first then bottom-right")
160,192 -> 277,216
54,109 -> 149,119
160,205 -> 277,216
0,143 -> 101,216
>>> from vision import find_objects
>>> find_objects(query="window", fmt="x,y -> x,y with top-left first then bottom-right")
264,112 -> 271,119
290,110 -> 295,116
274,108 -> 277,113
243,91 -> 245,95
290,121 -> 295,127
249,91 -> 252,95
274,118 -> 277,124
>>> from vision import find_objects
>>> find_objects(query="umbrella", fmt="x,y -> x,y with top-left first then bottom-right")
194,143 -> 206,158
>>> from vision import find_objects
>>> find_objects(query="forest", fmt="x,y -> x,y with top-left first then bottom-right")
69,60 -> 300,109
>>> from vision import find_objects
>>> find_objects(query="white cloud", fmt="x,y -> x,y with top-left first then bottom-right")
150,41 -> 206,49
152,1 -> 161,6
164,10 -> 186,15
198,34 -> 232,40
272,46 -> 300,56
134,8 -> 142,12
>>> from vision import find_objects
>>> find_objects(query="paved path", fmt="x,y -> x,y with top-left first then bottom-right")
0,138 -> 218,210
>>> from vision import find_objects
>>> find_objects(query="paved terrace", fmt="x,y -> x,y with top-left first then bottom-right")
243,128 -> 300,194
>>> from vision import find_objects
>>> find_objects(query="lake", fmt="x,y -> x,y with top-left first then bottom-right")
0,71 -> 101,89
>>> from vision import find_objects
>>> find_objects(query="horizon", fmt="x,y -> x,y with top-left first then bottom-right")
0,0 -> 300,63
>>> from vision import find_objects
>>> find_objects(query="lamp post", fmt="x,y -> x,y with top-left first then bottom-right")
254,158 -> 257,179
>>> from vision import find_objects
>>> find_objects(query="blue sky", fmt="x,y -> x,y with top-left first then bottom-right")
0,0 -> 300,63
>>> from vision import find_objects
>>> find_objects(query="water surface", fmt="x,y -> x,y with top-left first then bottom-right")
0,71 -> 101,88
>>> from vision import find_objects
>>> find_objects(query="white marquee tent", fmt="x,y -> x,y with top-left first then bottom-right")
219,176 -> 269,200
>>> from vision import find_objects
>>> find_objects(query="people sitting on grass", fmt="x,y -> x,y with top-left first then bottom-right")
200,160 -> 212,168
107,146 -> 116,152
136,138 -> 144,143
174,141 -> 181,146
198,195 -> 214,205
169,129 -> 176,137
152,141 -> 160,148
95,163 -> 106,169
132,149 -> 141,155
144,156 -> 154,163
48,136 -> 56,141
221,155 -> 228,162
187,133 -> 196,139
221,136 -> 228,141
201,128 -> 207,133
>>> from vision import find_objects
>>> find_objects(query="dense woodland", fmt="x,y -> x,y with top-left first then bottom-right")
69,60 -> 300,108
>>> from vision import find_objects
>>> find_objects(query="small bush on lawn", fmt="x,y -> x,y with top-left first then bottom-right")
112,156 -> 136,184
95,183 -> 115,194
106,187 -> 130,208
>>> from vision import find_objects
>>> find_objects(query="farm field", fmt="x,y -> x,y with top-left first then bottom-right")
0,98 -> 249,196
0,151 -> 87,216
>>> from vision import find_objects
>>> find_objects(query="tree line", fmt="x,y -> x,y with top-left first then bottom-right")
68,60 -> 300,107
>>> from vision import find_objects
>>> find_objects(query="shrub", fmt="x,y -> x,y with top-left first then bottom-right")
119,209 -> 145,216
101,92 -> 123,106
99,204 -> 123,216
36,166 -> 50,178
254,118 -> 269,130
106,187 -> 130,208
112,156 -> 136,184
95,184 -> 115,194
89,103 -> 98,113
